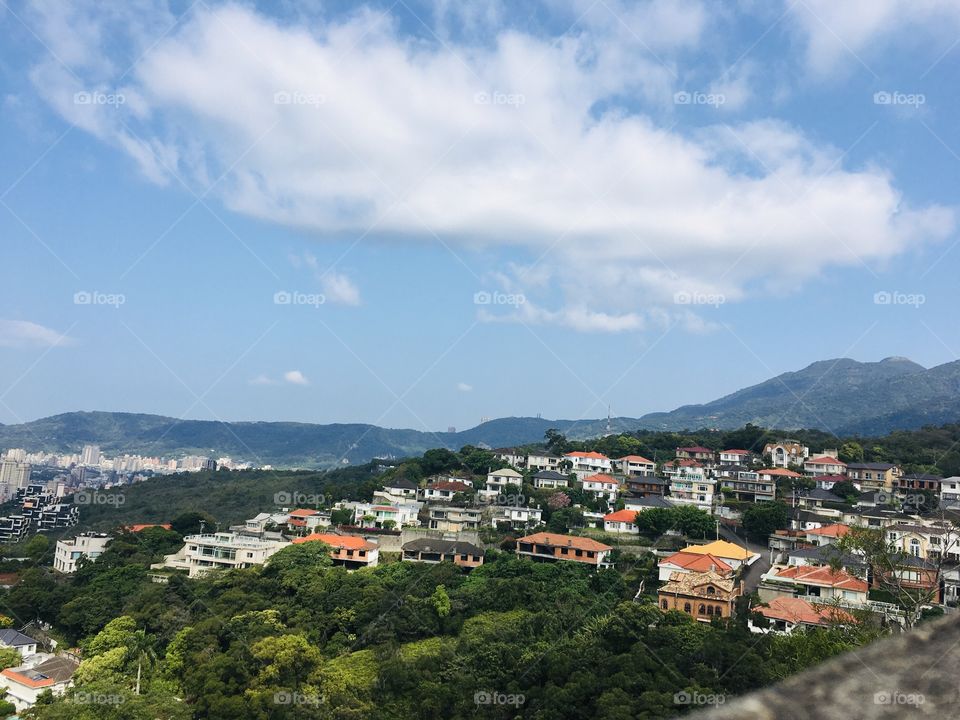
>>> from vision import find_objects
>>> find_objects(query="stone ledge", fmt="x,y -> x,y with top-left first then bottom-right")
685,614 -> 960,719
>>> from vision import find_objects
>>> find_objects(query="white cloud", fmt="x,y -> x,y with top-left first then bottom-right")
248,374 -> 277,385
25,2 -> 956,332
457,382 -> 473,392
0,320 -> 73,348
283,369 -> 309,385
319,271 -> 361,306
787,0 -> 960,75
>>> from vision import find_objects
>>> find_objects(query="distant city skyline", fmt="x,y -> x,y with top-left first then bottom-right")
2,1 -> 960,430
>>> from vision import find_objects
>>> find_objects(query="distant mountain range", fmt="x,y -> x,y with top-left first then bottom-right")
3,357 -> 960,467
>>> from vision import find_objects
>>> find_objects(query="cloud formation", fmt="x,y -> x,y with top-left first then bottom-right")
24,1 -> 956,333
0,320 -> 73,348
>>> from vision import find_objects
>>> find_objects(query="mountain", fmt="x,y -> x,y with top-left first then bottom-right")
5,357 -> 960,467
637,356 -> 960,434
0,412 -> 635,468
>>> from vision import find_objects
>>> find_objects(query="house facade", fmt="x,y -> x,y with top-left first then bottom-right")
155,533 -> 290,578
53,532 -> 111,573
658,571 -> 740,621
619,455 -> 656,477
720,471 -> 775,502
845,463 -> 901,491
401,538 -> 484,568
515,532 -> 612,567
581,473 -> 619,504
292,533 -> 379,569
763,441 -> 809,469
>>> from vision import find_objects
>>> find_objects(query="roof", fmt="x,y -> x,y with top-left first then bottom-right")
902,473 -> 944,481
2,656 -> 78,688
759,468 -> 802,477
813,474 -> 848,483
516,532 -> 612,552
604,509 -> 639,523
678,446 -> 714,454
806,523 -> 851,538
756,597 -> 854,626
583,473 -> 619,486
620,455 -> 655,463
402,538 -> 483,555
666,459 -> 702,468
682,540 -> 756,562
288,519 -> 307,527
489,468 -> 523,478
772,565 -> 868,592
128,523 -> 172,532
659,570 -> 737,597
660,551 -> 733,574
806,456 -> 847,466
292,533 -> 377,551
0,629 -> 36,648
288,508 -> 319,517
426,480 -> 474,492
787,545 -> 864,568
564,451 -> 610,460
721,449 -> 751,455
624,495 -> 672,508
533,470 -> 568,480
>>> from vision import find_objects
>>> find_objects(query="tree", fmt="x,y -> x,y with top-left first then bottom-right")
330,507 -> 354,526
24,534 -> 49,563
547,508 -> 584,533
741,502 -> 789,542
169,511 -> 217,536
431,585 -> 451,618
839,442 -> 864,463
829,481 -> 860,503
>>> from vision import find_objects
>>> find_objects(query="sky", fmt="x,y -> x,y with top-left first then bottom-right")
1,0 -> 960,433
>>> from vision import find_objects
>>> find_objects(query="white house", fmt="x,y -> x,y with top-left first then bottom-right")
0,629 -> 37,659
154,533 -> 290,578
563,451 -> 613,479
668,469 -> 716,513
481,468 -> 524,498
718,449 -> 752,466
804,456 -> 847,476
532,470 -> 570,490
581,473 -> 619,504
619,455 -> 656,477
53,533 -> 111,574
603,509 -> 639,534
0,656 -> 78,711
526,452 -> 561,472
418,479 -> 474,502
487,505 -> 542,529
941,477 -> 960,508
493,448 -> 526,468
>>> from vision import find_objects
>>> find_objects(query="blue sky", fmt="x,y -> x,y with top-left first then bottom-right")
1,0 -> 960,432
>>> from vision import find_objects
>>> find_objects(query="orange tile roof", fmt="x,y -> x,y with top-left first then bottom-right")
517,532 -> 612,552
564,451 -> 610,460
773,565 -> 868,592
2,667 -> 54,688
292,533 -> 376,551
128,523 -> 172,532
806,523 -> 851,538
722,449 -> 751,454
620,455 -> 654,464
288,508 -> 320,517
660,551 -> 733,574
288,519 -> 307,527
759,468 -> 802,477
604,509 -> 639,522
806,456 -> 847,466
584,473 -> 618,485
756,596 -> 854,626
428,480 -> 473,492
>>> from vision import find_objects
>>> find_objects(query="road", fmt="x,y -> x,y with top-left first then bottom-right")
718,524 -> 770,594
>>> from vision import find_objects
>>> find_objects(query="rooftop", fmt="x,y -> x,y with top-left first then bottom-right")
292,533 -> 376,551
659,570 -> 737,597
660,551 -> 733,574
682,540 -> 756,562
755,596 -> 854,626
516,532 -> 612,552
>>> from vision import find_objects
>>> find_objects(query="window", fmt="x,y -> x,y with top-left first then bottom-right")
705,586 -> 715,595
910,539 -> 921,557
661,600 -> 668,610
684,603 -> 691,613
706,606 -> 714,616
698,604 -> 706,615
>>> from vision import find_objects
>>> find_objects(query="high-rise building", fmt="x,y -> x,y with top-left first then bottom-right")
81,445 -> 101,466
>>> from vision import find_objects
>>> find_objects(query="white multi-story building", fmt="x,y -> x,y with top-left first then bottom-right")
619,455 -> 656,477
668,469 -> 716,513
480,468 -> 524,498
564,452 -> 613,479
581,473 -> 619,504
526,453 -> 561,472
80,445 -> 101,466
941,477 -> 960,508
487,505 -> 542,529
53,533 -> 112,573
155,533 -> 290,578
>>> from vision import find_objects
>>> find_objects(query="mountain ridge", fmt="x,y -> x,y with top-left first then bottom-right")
4,356 -> 960,466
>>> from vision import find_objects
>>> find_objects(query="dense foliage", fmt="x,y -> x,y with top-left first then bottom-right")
10,541 -> 882,720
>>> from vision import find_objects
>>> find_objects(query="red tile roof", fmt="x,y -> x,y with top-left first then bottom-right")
517,532 -> 612,552
288,508 -> 320,517
584,473 -> 618,485
127,523 -> 172,532
678,446 -> 713,454
722,449 -> 751,454
292,533 -> 377,551
288,519 -> 307,527
806,523 -> 851,538
759,468 -> 802,477
773,565 -> 868,592
564,451 -> 610,460
806,456 -> 847,466
427,480 -> 473,492
659,551 -> 733,574
756,596 -> 854,626
604,509 -> 639,523
620,455 -> 655,464
2,668 -> 54,688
